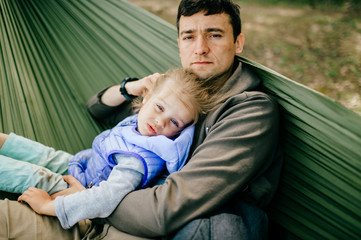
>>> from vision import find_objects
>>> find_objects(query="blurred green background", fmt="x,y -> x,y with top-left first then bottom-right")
129,0 -> 361,114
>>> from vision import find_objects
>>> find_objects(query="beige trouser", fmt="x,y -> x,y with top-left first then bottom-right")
0,199 -> 87,240
0,199 -> 156,240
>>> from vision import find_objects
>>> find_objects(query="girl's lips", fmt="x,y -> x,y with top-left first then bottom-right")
147,124 -> 157,135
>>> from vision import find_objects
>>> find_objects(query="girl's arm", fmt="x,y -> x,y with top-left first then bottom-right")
18,175 -> 86,214
50,175 -> 86,199
19,155 -> 144,229
18,187 -> 56,216
54,156 -> 144,229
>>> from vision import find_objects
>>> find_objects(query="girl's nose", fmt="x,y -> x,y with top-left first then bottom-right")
156,117 -> 166,128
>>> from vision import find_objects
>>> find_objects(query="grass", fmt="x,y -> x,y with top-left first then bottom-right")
239,0 -> 361,113
128,0 -> 361,114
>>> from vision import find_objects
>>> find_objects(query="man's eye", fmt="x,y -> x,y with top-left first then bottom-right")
157,104 -> 164,111
183,36 -> 193,40
171,119 -> 179,127
210,34 -> 222,38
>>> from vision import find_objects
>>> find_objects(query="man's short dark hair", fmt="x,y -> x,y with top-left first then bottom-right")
176,0 -> 241,41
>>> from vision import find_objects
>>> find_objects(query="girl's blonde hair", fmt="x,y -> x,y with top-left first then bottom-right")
133,68 -> 224,125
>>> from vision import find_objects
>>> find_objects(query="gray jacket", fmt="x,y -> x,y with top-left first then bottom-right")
86,57 -> 283,237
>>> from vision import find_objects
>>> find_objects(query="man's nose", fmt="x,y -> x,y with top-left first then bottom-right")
195,37 -> 209,55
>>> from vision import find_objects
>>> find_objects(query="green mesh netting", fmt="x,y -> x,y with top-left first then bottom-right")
1,1 -> 360,239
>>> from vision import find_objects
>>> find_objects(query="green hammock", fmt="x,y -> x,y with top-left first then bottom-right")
1,1 -> 360,239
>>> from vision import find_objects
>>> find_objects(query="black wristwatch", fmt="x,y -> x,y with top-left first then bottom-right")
120,77 -> 139,100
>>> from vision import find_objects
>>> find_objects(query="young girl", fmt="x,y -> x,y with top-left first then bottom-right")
0,68 -> 218,229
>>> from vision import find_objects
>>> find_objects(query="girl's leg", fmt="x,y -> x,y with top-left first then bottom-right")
0,133 -> 73,194
0,133 -> 71,174
0,155 -> 68,194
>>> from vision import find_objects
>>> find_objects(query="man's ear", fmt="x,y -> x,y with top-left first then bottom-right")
177,37 -> 180,47
235,33 -> 245,54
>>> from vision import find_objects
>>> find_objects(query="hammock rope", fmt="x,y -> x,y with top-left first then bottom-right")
1,1 -> 361,239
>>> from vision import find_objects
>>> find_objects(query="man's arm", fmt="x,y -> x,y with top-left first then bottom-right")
87,74 -> 160,126
86,87 -> 133,127
102,92 -> 280,237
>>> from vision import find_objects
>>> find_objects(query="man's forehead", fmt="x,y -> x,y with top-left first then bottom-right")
178,12 -> 231,32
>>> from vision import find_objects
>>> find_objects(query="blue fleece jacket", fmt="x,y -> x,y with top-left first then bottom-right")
68,114 -> 194,188
55,114 -> 194,229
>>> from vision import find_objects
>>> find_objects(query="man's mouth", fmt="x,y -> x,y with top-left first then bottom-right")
192,61 -> 212,65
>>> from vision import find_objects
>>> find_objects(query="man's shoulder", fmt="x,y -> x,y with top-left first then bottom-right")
225,56 -> 262,95
243,90 -> 276,104
225,89 -> 277,110
202,90 -> 278,129
232,57 -> 277,106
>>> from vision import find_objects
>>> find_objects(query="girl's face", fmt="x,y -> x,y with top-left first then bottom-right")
137,87 -> 193,138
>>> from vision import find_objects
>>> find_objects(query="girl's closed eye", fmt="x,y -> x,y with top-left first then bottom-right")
171,119 -> 179,128
156,104 -> 164,112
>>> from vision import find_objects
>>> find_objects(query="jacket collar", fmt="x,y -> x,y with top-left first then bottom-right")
221,57 -> 261,95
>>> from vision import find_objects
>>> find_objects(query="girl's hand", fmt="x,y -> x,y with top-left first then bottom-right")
18,187 -> 56,216
50,175 -> 86,199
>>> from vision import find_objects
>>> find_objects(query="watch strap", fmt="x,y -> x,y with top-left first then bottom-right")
120,77 -> 139,100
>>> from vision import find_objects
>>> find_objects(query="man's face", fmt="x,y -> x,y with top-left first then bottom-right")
177,12 -> 244,80
137,86 -> 193,139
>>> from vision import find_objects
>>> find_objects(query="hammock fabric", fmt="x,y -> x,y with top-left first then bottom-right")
1,1 -> 360,239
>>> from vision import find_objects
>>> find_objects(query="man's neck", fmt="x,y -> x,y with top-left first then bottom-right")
210,58 -> 239,90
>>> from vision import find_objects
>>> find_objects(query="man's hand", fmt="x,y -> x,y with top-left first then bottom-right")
18,187 -> 56,216
51,175 -> 86,199
101,73 -> 161,106
126,73 -> 161,97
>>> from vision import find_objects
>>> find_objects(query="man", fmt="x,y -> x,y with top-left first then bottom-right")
0,0 -> 282,239
86,0 -> 282,239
